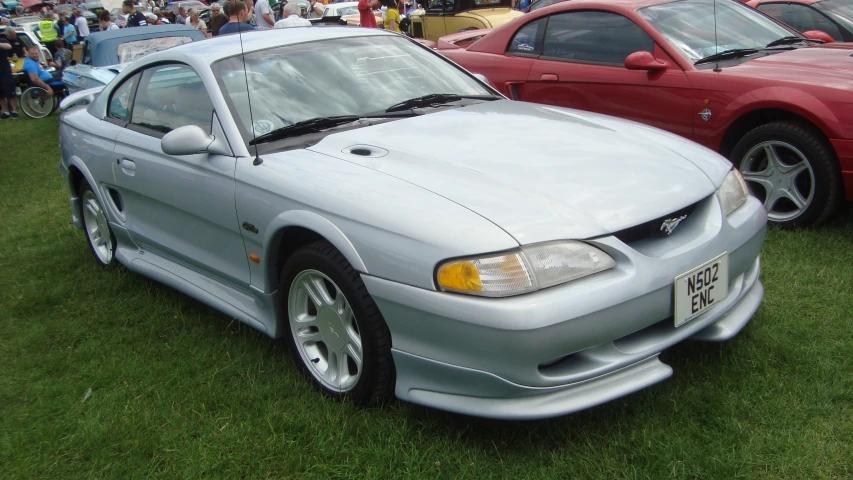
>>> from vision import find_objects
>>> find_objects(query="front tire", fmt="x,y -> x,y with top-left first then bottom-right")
280,241 -> 394,405
730,121 -> 842,228
79,182 -> 117,267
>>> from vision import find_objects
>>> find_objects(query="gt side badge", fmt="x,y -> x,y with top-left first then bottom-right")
242,222 -> 258,234
699,108 -> 712,122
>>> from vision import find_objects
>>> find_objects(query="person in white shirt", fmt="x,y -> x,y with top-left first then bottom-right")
71,8 -> 90,40
254,0 -> 275,30
274,1 -> 311,28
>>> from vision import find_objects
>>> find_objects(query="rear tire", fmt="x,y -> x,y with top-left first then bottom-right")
280,241 -> 394,405
730,121 -> 842,228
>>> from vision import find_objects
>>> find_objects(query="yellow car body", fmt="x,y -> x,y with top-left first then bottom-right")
407,1 -> 522,42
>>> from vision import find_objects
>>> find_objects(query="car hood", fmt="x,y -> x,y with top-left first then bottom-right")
306,101 -> 729,243
735,46 -> 853,82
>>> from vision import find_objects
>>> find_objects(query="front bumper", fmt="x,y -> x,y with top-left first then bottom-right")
363,195 -> 767,419
830,138 -> 853,201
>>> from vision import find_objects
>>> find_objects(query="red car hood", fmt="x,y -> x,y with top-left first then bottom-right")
732,46 -> 853,82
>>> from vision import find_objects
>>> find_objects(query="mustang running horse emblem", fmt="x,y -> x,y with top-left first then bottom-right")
660,215 -> 688,235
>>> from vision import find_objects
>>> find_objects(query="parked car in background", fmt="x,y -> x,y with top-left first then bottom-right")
747,0 -> 853,42
11,15 -> 41,37
62,24 -> 206,93
163,1 -> 208,23
440,0 -> 853,228
311,1 -> 382,26
85,0 -> 106,20
272,0 -> 312,20
59,27 -> 766,420
54,3 -> 99,32
1,1 -> 20,14
406,0 -> 522,42
524,0 -> 566,13
14,27 -> 52,66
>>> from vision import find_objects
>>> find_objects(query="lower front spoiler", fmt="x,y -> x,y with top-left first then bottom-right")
393,279 -> 764,421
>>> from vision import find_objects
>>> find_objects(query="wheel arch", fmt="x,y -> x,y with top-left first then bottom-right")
719,107 -> 834,159
262,210 -> 368,294
64,156 -> 106,229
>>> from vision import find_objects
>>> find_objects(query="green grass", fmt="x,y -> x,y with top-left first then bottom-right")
1,115 -> 852,479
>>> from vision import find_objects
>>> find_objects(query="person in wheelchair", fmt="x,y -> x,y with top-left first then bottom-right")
22,45 -> 65,99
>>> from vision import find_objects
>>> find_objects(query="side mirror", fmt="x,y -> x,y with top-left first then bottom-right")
70,60 -> 78,66
472,73 -> 489,84
624,51 -> 669,72
802,30 -> 834,43
161,125 -> 215,156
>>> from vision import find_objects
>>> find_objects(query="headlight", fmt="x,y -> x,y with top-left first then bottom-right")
716,168 -> 749,216
436,241 -> 616,297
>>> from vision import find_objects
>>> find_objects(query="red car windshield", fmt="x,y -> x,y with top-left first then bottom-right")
639,0 -> 793,62
817,0 -> 853,31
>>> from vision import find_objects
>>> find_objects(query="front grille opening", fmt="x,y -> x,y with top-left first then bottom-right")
612,201 -> 699,245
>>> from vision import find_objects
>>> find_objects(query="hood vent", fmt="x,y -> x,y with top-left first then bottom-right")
342,145 -> 388,158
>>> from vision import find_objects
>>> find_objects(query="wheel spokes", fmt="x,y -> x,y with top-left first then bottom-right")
741,141 -> 815,221
288,269 -> 364,393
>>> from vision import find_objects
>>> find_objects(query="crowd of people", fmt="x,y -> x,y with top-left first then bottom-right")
1,0 -> 411,119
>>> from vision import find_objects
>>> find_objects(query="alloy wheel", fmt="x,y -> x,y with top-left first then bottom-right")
740,141 -> 815,222
81,189 -> 114,264
287,269 -> 363,392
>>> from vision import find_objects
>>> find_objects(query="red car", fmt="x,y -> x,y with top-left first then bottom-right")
439,0 -> 853,227
746,0 -> 853,42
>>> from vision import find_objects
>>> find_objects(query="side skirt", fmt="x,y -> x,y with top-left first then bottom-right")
113,241 -> 283,338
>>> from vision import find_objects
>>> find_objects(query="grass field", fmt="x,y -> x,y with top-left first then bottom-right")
1,115 -> 852,479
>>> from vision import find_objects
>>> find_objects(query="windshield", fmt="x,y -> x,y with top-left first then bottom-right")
87,2 -> 104,8
817,0 -> 853,31
213,36 -> 492,144
639,0 -> 794,62
116,37 -> 195,64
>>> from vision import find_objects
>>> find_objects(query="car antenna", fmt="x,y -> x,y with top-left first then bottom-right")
713,0 -> 722,72
237,17 -> 263,166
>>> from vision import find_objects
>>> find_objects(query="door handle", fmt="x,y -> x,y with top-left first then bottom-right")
120,159 -> 136,177
540,73 -> 559,82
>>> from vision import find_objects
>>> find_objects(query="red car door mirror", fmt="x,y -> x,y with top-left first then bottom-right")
802,30 -> 835,43
624,51 -> 669,72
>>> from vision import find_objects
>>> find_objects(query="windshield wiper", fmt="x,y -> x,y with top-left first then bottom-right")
385,93 -> 498,113
249,112 -> 417,146
765,36 -> 818,48
694,48 -> 760,66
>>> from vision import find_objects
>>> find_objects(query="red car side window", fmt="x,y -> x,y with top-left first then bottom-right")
508,19 -> 545,55
541,11 -> 655,65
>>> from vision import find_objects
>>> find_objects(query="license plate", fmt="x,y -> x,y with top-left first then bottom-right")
673,253 -> 728,327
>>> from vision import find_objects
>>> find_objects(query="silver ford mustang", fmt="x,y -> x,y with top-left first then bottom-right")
58,27 -> 767,420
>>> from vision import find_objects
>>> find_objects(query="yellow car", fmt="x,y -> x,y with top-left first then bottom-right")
406,0 -> 522,42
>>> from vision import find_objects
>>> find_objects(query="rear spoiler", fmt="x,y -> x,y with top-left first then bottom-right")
59,86 -> 105,112
436,28 -> 493,50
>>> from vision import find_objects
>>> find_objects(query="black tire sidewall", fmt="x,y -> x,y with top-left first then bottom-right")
730,122 -> 841,228
279,243 -> 391,404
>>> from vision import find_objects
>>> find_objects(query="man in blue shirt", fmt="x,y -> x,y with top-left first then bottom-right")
219,1 -> 257,35
23,46 -> 63,97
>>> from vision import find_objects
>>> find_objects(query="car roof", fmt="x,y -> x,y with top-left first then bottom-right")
86,24 -> 207,66
141,26 -> 396,66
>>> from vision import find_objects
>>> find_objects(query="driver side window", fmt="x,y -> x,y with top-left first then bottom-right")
542,11 -> 654,65
129,64 -> 214,137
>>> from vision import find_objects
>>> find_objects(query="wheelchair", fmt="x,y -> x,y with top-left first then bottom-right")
15,72 -> 68,119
